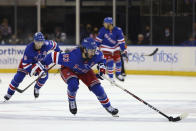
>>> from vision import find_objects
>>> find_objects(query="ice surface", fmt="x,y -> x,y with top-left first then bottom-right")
0,74 -> 196,131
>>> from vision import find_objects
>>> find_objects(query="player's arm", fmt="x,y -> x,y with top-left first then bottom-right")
117,28 -> 128,58
97,51 -> 106,65
95,51 -> 106,80
48,40 -> 61,52
117,28 -> 126,51
22,47 -> 46,77
30,51 -> 67,77
22,46 -> 47,77
21,47 -> 35,73
95,28 -> 104,47
41,51 -> 69,66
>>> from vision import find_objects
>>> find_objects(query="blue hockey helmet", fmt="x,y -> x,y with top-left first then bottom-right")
34,32 -> 45,42
81,37 -> 97,50
81,37 -> 97,59
104,17 -> 113,24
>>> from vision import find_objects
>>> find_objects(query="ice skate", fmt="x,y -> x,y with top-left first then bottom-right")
69,100 -> 77,115
116,74 -> 124,81
4,94 -> 12,101
105,106 -> 119,117
34,88 -> 39,98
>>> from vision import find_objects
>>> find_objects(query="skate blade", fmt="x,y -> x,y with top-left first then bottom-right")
112,114 -> 119,117
2,100 -> 8,103
180,112 -> 189,120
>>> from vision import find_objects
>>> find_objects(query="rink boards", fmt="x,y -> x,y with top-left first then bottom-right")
0,45 -> 196,76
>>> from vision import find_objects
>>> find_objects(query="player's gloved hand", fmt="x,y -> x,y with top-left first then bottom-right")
96,63 -> 106,80
121,50 -> 128,61
121,50 -> 128,58
30,61 -> 46,78
98,63 -> 106,76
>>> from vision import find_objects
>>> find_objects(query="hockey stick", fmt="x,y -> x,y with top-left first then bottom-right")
102,75 -> 188,122
15,64 -> 56,93
126,48 -> 158,62
141,48 -> 159,56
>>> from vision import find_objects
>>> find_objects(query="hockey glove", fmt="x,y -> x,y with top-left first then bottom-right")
30,61 -> 46,78
121,50 -> 128,61
98,63 -> 106,76
96,63 -> 106,80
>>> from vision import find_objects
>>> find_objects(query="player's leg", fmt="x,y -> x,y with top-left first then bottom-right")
106,59 -> 114,80
4,60 -> 28,101
114,51 -> 124,81
60,67 -> 79,115
34,72 -> 48,98
91,84 -> 118,115
67,78 -> 79,114
4,71 -> 26,101
102,51 -> 115,83
80,70 -> 118,115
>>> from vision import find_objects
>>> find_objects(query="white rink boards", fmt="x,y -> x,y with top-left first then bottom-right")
1,45 -> 196,76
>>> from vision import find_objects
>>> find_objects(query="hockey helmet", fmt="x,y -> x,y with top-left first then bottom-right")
34,32 -> 45,42
81,37 -> 97,59
104,17 -> 113,24
81,37 -> 97,50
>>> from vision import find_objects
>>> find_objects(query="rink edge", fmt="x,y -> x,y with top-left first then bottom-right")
1,69 -> 196,77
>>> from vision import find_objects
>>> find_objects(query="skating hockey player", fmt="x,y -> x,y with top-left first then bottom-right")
95,17 -> 128,82
34,37 -> 118,116
4,32 -> 60,101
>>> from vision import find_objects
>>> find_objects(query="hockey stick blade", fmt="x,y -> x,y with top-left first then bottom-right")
15,64 -> 56,93
168,113 -> 188,122
15,78 -> 36,93
15,87 -> 25,93
102,75 -> 188,122
142,48 -> 159,56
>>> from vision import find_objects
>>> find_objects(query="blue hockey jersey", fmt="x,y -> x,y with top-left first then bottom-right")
19,40 -> 60,73
42,47 -> 106,74
95,26 -> 126,52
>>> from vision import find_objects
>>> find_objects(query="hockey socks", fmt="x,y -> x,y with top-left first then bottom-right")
67,78 -> 79,114
91,84 -> 111,108
67,90 -> 77,114
6,72 -> 26,97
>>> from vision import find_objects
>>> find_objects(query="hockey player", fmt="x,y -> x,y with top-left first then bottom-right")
34,37 -> 118,116
4,32 -> 60,101
95,17 -> 127,82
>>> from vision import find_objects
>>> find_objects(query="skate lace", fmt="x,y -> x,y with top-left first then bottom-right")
34,88 -> 39,94
5,94 -> 12,99
70,101 -> 76,109
107,106 -> 115,112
